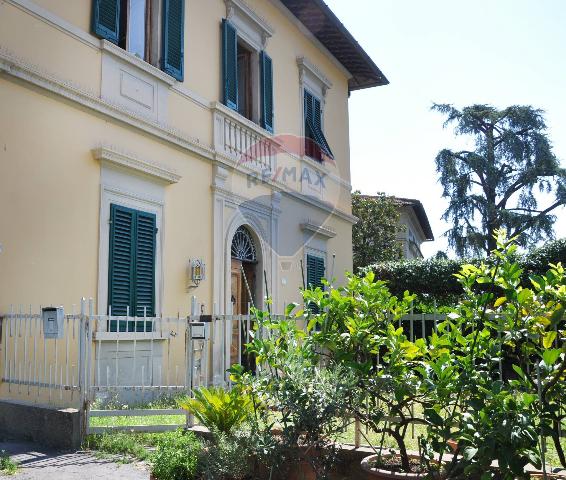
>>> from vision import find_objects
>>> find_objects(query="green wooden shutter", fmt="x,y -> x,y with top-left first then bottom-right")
306,254 -> 325,314
162,0 -> 185,81
312,96 -> 322,133
316,256 -> 325,288
222,19 -> 238,111
108,204 -> 135,319
304,90 -> 314,126
304,89 -> 334,160
260,51 -> 274,132
108,204 -> 156,332
91,0 -> 120,44
134,211 -> 156,322
306,254 -> 325,289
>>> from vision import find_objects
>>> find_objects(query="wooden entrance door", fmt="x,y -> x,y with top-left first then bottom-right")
230,259 -> 255,370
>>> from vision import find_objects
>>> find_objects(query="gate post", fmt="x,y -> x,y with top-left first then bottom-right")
78,297 -> 93,443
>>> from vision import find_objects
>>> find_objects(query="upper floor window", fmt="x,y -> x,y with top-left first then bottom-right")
92,0 -> 185,81
222,0 -> 274,132
119,0 -> 150,60
304,89 -> 334,162
297,57 -> 334,162
236,40 -> 254,120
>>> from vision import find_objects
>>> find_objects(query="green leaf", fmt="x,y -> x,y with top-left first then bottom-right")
512,364 -> 526,380
285,302 -> 299,317
542,349 -> 561,366
517,288 -> 532,305
424,408 -> 444,427
542,331 -> 557,349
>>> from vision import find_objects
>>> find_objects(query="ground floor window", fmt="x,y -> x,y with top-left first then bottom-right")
108,203 -> 156,331
306,253 -> 325,314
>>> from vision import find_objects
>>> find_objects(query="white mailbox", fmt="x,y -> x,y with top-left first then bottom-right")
42,307 -> 64,339
189,321 -> 209,340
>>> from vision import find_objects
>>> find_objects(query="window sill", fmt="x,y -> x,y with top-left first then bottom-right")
100,39 -> 177,87
301,154 -> 330,173
93,331 -> 170,342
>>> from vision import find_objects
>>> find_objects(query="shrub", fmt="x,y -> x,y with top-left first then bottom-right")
150,430 -> 201,480
366,238 -> 566,307
198,430 -> 254,480
177,386 -> 254,435
231,308 -> 358,479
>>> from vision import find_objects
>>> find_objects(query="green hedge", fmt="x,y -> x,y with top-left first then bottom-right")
367,238 -> 566,307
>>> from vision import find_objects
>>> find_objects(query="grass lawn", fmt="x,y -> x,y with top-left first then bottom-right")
90,413 -> 187,428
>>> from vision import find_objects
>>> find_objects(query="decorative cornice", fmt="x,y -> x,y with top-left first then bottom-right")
225,0 -> 275,40
93,146 -> 181,184
285,189 -> 357,225
211,154 -> 357,225
300,220 -> 336,239
0,48 -> 215,162
212,184 -> 280,218
0,45 -> 355,224
300,154 -> 352,192
297,56 -> 333,93
101,40 -> 176,86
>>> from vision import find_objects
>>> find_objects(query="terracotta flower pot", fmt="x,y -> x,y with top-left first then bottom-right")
446,438 -> 458,453
361,454 -> 434,480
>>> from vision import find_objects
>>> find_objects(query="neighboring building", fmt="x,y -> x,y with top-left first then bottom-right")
395,198 -> 434,259
0,2 -> 386,321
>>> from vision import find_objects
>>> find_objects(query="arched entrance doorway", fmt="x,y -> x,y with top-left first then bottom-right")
230,225 -> 258,371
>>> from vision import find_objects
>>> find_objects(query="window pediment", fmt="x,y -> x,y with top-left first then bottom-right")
225,0 -> 274,51
297,56 -> 332,99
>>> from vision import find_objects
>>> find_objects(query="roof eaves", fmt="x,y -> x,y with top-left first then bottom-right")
278,0 -> 389,91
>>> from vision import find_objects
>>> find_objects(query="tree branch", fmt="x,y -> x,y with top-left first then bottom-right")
509,200 -> 564,238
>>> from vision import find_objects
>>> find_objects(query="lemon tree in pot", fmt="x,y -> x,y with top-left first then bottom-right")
303,232 -> 561,479
302,273 -> 443,477
417,233 -> 565,479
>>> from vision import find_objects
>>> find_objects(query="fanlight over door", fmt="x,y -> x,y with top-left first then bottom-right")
231,226 -> 257,263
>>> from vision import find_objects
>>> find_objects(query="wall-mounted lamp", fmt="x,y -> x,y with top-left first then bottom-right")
187,259 -> 206,289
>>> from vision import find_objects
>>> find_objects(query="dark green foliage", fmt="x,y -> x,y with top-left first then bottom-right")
198,431 -> 254,480
432,103 -> 566,256
352,192 -> 402,271
367,238 -> 566,307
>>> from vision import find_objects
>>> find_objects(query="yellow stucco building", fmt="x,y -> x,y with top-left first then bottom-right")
0,0 -> 387,320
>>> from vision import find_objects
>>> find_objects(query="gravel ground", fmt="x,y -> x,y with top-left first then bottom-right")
0,441 -> 149,479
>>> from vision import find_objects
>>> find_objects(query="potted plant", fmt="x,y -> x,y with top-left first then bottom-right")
303,273 -> 442,477
304,232 -> 562,479
230,309 -> 356,480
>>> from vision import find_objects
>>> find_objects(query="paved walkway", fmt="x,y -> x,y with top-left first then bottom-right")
0,441 -> 149,479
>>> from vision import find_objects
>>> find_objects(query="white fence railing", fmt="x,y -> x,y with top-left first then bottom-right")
1,302 -> 563,442
0,306 -> 88,409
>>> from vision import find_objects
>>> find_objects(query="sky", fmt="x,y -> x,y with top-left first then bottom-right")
325,0 -> 566,258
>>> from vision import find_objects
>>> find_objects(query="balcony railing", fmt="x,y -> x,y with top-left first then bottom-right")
212,102 -> 276,173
